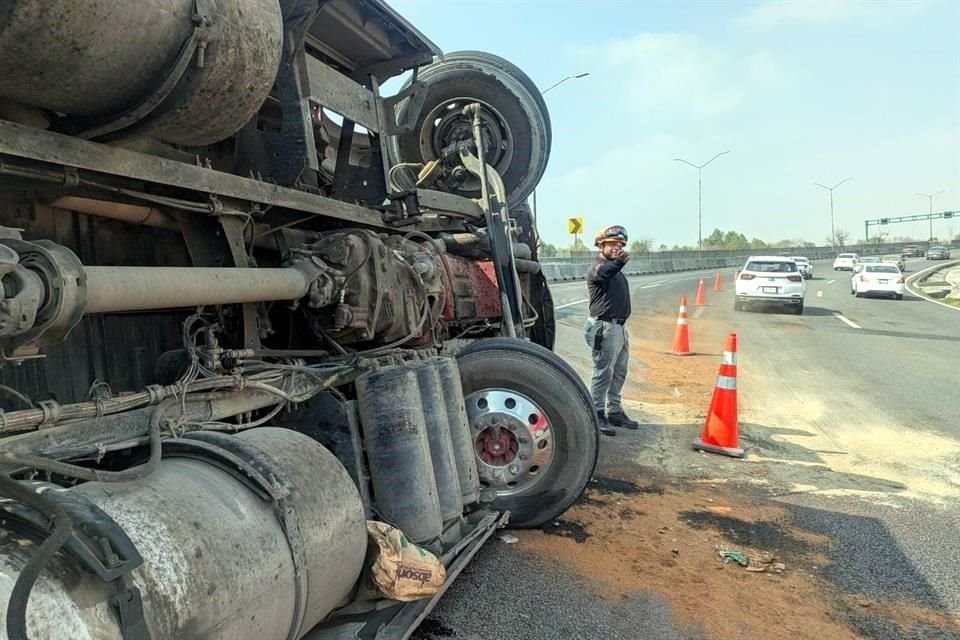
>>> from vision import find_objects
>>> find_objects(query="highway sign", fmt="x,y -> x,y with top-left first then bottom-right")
567,217 -> 583,235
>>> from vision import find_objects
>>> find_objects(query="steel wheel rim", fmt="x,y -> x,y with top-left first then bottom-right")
464,387 -> 554,497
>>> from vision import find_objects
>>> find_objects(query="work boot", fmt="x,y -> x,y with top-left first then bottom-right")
596,410 -> 616,437
606,410 -> 640,430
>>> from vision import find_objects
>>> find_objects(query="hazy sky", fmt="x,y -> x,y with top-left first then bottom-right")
387,0 -> 959,248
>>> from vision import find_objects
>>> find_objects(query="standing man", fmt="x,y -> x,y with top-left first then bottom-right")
584,225 -> 640,435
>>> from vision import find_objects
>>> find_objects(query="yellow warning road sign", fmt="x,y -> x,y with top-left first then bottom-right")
567,217 -> 583,235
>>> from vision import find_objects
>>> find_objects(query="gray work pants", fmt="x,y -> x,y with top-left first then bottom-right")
584,318 -> 629,414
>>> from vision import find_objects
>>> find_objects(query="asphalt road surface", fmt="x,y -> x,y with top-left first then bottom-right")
551,258 -> 960,605
414,258 -> 960,640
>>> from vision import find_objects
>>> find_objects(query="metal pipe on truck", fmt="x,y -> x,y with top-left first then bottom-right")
82,266 -> 312,313
45,197 -> 316,251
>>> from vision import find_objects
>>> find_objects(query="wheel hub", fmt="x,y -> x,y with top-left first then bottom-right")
419,98 -> 514,183
465,388 -> 554,496
475,426 -> 518,466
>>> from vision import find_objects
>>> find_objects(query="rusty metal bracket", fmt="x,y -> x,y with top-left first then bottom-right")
63,166 -> 80,187
380,81 -> 429,136
377,190 -> 422,227
191,0 -> 213,26
110,586 -> 151,640
175,203 -> 264,349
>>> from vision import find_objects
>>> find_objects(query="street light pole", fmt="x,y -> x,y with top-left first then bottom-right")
916,191 -> 945,241
540,72 -> 590,96
691,165 -> 704,260
530,72 -> 589,231
674,151 -> 730,263
814,178 -> 852,248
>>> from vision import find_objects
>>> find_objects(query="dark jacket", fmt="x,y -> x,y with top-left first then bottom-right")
587,258 -> 631,320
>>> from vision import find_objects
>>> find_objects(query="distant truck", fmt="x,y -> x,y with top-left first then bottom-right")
0,1 -> 598,638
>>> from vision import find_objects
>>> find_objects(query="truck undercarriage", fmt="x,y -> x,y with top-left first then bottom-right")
0,1 -> 597,638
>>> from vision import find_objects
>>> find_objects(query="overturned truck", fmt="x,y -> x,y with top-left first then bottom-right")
0,1 -> 601,638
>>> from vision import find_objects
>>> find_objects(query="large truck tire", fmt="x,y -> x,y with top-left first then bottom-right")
390,51 -> 551,207
456,338 -> 598,528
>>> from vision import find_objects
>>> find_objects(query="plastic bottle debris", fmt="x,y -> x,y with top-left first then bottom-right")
718,549 -> 749,566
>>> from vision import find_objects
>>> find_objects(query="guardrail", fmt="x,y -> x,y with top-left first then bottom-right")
539,241 -> 955,282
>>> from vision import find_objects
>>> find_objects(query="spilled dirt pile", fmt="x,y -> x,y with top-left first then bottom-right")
513,470 -> 959,639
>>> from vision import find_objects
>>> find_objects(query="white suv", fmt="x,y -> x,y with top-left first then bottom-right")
833,253 -> 859,271
735,256 -> 806,314
791,256 -> 813,279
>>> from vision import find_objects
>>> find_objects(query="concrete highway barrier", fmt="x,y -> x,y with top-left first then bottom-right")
538,241 -> 957,282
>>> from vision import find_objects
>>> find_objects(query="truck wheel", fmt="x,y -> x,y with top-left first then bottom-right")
457,338 -> 598,528
389,51 -> 551,207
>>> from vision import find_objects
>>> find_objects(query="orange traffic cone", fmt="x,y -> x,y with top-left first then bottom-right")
693,333 -> 745,458
731,270 -> 738,285
713,271 -> 722,292
669,296 -> 694,356
695,278 -> 706,306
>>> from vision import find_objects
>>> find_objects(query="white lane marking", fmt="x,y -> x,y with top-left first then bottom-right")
827,279 -> 836,285
554,298 -> 589,310
833,313 -> 861,329
639,282 -> 663,289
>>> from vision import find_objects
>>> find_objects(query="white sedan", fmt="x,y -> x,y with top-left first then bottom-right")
735,256 -> 806,314
791,256 -> 814,279
833,253 -> 859,271
851,264 -> 905,299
